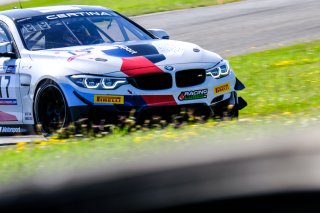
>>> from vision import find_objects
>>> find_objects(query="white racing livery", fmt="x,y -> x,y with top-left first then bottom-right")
0,5 -> 246,134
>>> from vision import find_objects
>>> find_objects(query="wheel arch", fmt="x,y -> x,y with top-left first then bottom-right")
33,78 -> 57,106
33,78 -> 70,133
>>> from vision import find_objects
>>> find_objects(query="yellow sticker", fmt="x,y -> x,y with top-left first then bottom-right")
214,82 -> 230,94
94,95 -> 124,104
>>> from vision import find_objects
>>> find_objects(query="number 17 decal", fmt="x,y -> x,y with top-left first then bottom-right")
0,76 -> 11,98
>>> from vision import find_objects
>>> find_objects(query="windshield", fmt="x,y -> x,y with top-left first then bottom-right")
16,11 -> 153,50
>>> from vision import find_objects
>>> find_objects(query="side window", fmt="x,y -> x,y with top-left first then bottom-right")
0,22 -> 19,57
0,25 -> 10,43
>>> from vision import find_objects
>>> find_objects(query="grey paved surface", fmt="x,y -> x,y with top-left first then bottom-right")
0,0 -> 14,5
132,0 -> 320,57
0,0 -> 25,5
0,135 -> 45,146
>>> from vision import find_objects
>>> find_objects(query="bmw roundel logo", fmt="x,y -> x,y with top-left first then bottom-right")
165,65 -> 175,71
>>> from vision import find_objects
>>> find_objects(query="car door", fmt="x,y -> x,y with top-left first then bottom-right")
0,21 -> 22,125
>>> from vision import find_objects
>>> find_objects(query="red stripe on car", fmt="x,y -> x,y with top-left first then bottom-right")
121,56 -> 163,77
142,95 -> 177,106
0,111 -> 18,121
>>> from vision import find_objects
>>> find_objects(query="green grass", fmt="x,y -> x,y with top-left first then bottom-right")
233,40 -> 320,117
0,40 -> 319,185
0,0 -> 239,16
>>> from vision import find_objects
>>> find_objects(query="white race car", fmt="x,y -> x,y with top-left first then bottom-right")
0,5 -> 246,134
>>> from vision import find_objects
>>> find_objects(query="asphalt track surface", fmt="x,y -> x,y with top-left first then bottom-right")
1,0 -> 320,144
0,0 -> 24,5
132,0 -> 320,57
0,135 -> 45,146
0,0 -> 15,5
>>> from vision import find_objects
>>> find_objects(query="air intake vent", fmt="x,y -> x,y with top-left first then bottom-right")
129,73 -> 172,90
176,69 -> 206,87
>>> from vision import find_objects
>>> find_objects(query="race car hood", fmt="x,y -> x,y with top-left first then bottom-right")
29,40 -> 222,77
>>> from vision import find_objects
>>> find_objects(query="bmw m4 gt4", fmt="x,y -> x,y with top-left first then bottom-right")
0,5 -> 246,134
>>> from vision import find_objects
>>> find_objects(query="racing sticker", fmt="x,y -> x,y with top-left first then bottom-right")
46,11 -> 113,20
104,44 -> 157,57
178,89 -> 208,101
24,112 -> 33,121
214,82 -> 230,94
103,44 -> 166,64
0,65 -> 16,74
0,126 -> 21,133
67,48 -> 94,62
0,99 -> 17,105
94,95 -> 124,104
0,125 -> 34,134
155,41 -> 185,56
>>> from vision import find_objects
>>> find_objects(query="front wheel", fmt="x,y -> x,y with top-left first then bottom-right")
34,81 -> 70,134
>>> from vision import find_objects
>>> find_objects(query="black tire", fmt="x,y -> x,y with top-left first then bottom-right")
34,81 -> 70,134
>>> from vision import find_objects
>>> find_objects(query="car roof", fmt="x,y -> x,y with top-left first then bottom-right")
0,5 -> 113,21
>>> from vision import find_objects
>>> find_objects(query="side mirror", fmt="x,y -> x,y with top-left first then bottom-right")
0,42 -> 14,58
148,29 -> 170,40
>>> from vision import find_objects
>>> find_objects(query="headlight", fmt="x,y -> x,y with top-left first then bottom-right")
84,77 -> 101,89
206,60 -> 230,79
69,75 -> 127,90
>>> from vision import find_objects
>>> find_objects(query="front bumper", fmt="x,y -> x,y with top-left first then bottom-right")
69,103 -> 213,123
61,72 -> 246,122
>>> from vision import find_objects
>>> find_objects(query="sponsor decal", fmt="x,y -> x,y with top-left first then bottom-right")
5,66 -> 16,74
67,48 -> 94,62
67,54 -> 89,62
0,126 -> 21,133
214,82 -> 230,94
21,65 -> 33,70
94,95 -> 124,104
24,112 -> 33,121
0,99 -> 17,105
0,65 -> 16,74
73,47 -> 95,53
156,42 -> 184,55
178,89 -> 208,101
116,45 -> 138,55
46,11 -> 112,20
23,21 -> 51,33
103,44 -> 166,64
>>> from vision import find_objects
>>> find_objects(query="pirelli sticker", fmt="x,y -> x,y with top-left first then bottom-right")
94,95 -> 124,104
214,82 -> 230,94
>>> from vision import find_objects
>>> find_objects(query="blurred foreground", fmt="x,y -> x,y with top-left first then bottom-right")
0,118 -> 319,212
